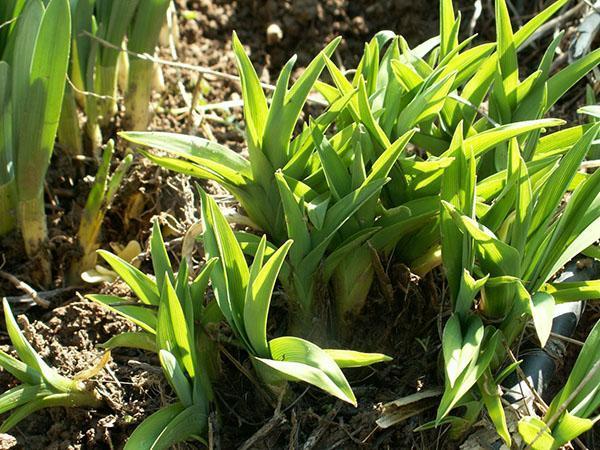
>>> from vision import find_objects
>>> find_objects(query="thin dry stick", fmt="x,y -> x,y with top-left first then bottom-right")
302,403 -> 342,450
581,159 -> 600,169
288,409 -> 299,450
548,330 -> 585,347
82,31 -> 329,106
583,0 -> 600,14
67,76 -> 120,102
525,324 -> 586,347
503,342 -> 548,416
208,411 -> 220,450
239,391 -> 286,450
545,359 -> 600,429
522,2 -> 587,48
506,0 -> 524,28
3,286 -> 78,307
449,93 -> 501,127
368,242 -> 395,303
0,17 -> 18,31
186,74 -> 206,133
218,343 -> 276,409
469,0 -> 484,35
0,270 -> 50,308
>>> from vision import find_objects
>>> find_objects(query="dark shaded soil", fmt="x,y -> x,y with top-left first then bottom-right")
0,0 -> 598,449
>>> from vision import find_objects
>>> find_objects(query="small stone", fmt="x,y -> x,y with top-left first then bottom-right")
351,16 -> 368,34
0,434 -> 17,450
266,23 -> 283,45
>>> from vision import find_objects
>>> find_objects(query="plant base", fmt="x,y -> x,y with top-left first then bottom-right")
18,195 -> 51,286
0,179 -> 16,235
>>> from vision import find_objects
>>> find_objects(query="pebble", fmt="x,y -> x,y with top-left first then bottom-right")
266,23 -> 283,45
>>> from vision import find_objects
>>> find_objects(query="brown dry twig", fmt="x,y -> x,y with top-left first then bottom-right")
302,403 -> 342,450
82,31 -> 329,106
503,342 -> 547,416
522,2 -> 587,48
239,390 -> 287,450
0,270 -> 50,308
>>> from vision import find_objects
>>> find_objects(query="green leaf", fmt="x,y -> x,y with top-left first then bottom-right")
529,124 -> 600,239
322,228 -> 379,280
545,319 -> 600,421
441,123 -> 475,303
535,125 -> 589,156
312,125 -> 351,200
439,0 -> 457,59
579,105 -> 600,120
356,77 -> 391,149
371,198 -> 439,251
87,294 -> 157,333
510,141 -> 532,256
0,349 -> 41,385
231,31 -> 268,152
159,349 -> 192,407
460,119 -> 565,159
518,416 -> 555,450
437,42 -> 496,89
199,189 -> 250,346
274,172 -> 311,264
99,331 -> 157,353
190,257 -> 218,320
96,0 -> 139,68
260,335 -> 357,405
121,131 -> 251,180
151,221 -> 173,292
0,61 -> 12,189
284,90 -> 357,180
0,384 -> 49,415
396,71 -> 457,135
495,0 -> 518,107
0,391 -> 99,433
528,130 -> 600,287
136,148 -> 246,188
366,129 -> 415,184
541,280 -> 600,303
437,329 -> 500,421
98,250 -> 160,306
244,239 -> 293,358
552,410 -> 594,447
124,402 -> 207,450
444,203 -> 519,271
452,0 -> 568,128
323,349 -> 392,368
545,48 -> 600,112
263,37 -> 341,168
443,202 -> 520,299
15,0 -> 71,202
529,292 -> 555,347
2,299 -> 75,392
455,270 -> 489,316
301,178 -> 387,277
442,314 -> 484,388
315,178 -> 388,245
478,368 -> 511,446
159,277 -> 196,378
151,404 -> 207,449
391,60 -> 423,92
306,193 -> 331,231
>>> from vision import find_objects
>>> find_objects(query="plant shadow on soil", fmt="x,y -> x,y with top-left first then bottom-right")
0,0 -> 598,448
